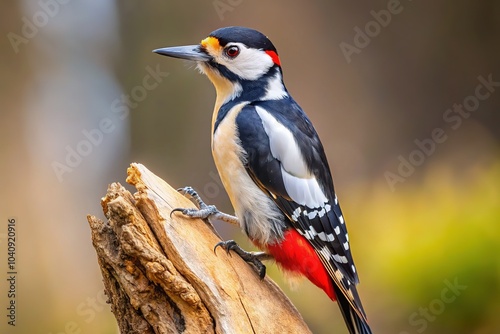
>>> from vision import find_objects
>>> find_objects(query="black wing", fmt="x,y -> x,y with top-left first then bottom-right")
236,100 -> 368,324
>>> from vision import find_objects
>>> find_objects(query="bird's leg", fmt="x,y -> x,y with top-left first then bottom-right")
171,186 -> 239,225
214,240 -> 273,279
172,187 -> 272,279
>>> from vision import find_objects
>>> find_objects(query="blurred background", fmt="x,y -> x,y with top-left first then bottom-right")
1,1 -> 499,333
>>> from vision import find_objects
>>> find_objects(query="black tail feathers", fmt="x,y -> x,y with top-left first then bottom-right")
333,284 -> 372,334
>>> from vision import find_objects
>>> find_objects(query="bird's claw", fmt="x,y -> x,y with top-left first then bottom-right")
172,186 -> 240,227
176,186 -> 210,210
170,205 -> 219,220
214,240 -> 237,256
214,240 -> 267,279
171,186 -> 220,220
169,207 -> 185,218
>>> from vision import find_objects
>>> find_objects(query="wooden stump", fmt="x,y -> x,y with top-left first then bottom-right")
87,163 -> 312,334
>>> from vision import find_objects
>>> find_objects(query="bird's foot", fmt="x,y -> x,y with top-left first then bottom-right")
214,240 -> 271,279
171,186 -> 239,225
172,188 -> 269,279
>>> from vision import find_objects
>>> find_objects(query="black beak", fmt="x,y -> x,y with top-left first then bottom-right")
153,45 -> 211,62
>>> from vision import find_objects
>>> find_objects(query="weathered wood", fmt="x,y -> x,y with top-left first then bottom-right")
87,163 -> 312,334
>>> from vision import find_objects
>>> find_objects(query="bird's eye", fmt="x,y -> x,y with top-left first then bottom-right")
225,46 -> 240,58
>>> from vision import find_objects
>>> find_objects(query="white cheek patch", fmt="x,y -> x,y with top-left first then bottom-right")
217,43 -> 274,81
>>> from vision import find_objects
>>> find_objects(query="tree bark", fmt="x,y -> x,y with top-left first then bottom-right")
87,163 -> 312,334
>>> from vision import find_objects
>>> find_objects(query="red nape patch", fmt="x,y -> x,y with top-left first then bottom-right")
265,50 -> 281,66
265,229 -> 336,300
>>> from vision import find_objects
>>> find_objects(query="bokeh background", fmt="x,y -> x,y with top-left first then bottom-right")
1,1 -> 499,333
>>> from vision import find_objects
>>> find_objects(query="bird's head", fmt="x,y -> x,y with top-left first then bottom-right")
154,26 -> 286,104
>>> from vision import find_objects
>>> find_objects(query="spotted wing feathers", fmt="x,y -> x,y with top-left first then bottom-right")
236,101 -> 368,324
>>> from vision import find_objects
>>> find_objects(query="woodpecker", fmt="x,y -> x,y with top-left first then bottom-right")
154,26 -> 372,334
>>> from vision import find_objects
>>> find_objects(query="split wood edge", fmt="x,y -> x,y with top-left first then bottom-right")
87,162 -> 312,334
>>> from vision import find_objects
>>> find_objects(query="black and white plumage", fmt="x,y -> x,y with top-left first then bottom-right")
235,97 -> 369,330
154,26 -> 372,334
236,98 -> 358,279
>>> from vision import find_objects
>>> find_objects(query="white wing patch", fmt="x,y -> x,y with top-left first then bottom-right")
281,167 -> 328,207
256,106 -> 309,177
255,106 -> 328,208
